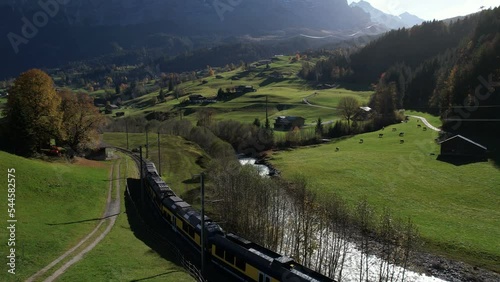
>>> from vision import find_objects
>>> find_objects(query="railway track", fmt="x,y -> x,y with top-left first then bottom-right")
114,147 -> 208,282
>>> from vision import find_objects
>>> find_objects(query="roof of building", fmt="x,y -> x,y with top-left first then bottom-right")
276,116 -> 304,121
439,135 -> 487,150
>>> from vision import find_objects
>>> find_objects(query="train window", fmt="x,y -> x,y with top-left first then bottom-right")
188,226 -> 195,238
182,221 -> 189,233
265,277 -> 270,282
235,257 -> 246,271
259,274 -> 263,282
215,245 -> 224,258
224,251 -> 235,264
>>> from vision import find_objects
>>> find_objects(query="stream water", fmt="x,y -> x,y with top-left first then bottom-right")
238,157 -> 447,282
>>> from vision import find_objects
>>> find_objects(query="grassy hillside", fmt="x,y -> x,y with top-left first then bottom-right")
0,152 -> 109,281
271,116 -> 500,271
114,57 -> 373,125
59,154 -> 194,282
103,133 -> 209,204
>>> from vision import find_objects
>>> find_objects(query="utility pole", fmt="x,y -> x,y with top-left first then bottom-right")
157,131 -> 161,176
265,95 -> 270,129
145,128 -> 149,159
139,146 -> 144,206
200,173 -> 206,276
126,119 -> 129,150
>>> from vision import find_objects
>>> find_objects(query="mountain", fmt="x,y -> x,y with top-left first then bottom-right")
399,12 -> 425,27
350,0 -> 424,29
0,0 -> 376,79
2,0 -> 370,31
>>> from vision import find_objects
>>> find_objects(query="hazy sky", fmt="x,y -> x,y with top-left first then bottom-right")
347,0 -> 500,20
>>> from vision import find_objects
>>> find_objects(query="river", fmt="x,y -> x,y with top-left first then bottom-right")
238,157 -> 447,282
238,157 -> 271,176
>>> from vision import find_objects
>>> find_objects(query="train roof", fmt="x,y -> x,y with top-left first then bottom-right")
161,195 -> 223,235
212,233 -> 334,282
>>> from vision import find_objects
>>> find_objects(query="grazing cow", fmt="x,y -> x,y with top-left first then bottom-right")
359,139 -> 364,144
392,128 -> 397,132
400,140 -> 405,144
335,147 -> 340,152
399,132 -> 405,137
417,124 -> 422,128
423,127 -> 427,131
379,134 -> 384,138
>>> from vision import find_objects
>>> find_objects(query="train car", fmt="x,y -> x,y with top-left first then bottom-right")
139,157 -> 333,282
209,234 -> 333,282
161,195 -> 223,248
142,160 -> 158,177
146,175 -> 174,207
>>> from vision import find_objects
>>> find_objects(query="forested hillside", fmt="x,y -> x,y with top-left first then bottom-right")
302,7 -> 500,153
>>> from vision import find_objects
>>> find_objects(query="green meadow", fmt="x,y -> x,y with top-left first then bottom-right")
103,133 -> 209,204
59,154 -> 194,282
0,152 -> 109,281
113,56 -> 373,125
271,117 -> 500,271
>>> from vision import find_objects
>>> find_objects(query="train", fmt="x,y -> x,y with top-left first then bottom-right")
141,159 -> 334,282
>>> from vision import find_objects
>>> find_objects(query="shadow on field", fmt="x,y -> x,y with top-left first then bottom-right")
125,178 -> 234,282
46,213 -> 120,226
130,270 -> 182,282
492,154 -> 500,169
437,155 -> 489,166
124,178 -> 183,267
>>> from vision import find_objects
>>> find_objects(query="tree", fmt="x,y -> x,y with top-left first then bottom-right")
168,79 -> 174,92
158,88 -> 165,102
208,66 -> 215,77
151,96 -> 158,106
174,86 -> 185,100
5,69 -> 62,155
217,88 -> 226,100
370,80 -> 399,126
338,96 -> 360,132
253,118 -> 261,128
315,118 -> 323,136
59,90 -> 106,151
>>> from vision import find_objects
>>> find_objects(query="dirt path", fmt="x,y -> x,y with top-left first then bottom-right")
408,115 -> 442,132
27,159 -> 122,282
302,88 -> 340,110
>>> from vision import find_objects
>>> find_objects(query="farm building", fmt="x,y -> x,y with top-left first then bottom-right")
274,116 -> 305,131
439,135 -> 487,159
189,94 -> 205,103
235,85 -> 256,94
188,94 -> 217,104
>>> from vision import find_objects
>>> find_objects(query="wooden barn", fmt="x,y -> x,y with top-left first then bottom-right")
274,116 -> 305,131
439,135 -> 487,159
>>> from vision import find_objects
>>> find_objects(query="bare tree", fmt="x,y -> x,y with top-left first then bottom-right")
338,96 -> 360,133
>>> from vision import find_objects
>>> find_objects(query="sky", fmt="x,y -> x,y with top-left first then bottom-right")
347,0 -> 500,20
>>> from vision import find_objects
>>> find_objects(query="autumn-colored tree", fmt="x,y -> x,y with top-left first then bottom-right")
338,96 -> 360,132
5,69 -> 62,155
371,80 -> 398,121
208,66 -> 215,77
59,90 -> 106,151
